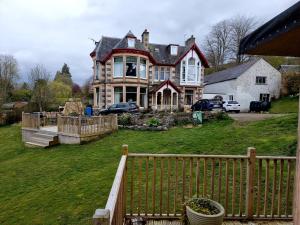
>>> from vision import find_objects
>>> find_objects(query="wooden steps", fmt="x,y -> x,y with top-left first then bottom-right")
25,130 -> 59,148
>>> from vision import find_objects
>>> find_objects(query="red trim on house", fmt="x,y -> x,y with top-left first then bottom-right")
174,44 -> 209,68
92,43 -> 209,68
151,79 -> 181,93
99,48 -> 156,64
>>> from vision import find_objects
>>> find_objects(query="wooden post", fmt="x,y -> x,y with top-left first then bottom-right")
93,209 -> 110,225
37,112 -> 40,129
294,92 -> 300,224
78,115 -> 82,135
246,147 -> 256,219
122,144 -> 128,155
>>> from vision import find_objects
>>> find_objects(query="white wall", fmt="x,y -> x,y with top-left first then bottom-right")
236,59 -> 281,111
204,59 -> 281,112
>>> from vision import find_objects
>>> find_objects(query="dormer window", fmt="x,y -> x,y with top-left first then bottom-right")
170,45 -> 178,55
128,38 -> 135,48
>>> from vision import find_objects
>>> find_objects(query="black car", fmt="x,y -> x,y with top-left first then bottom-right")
191,99 -> 223,111
98,102 -> 139,115
249,101 -> 271,112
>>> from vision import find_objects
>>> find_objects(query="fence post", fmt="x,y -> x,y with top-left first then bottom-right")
37,112 -> 40,129
246,147 -> 256,219
78,115 -> 82,135
93,209 -> 110,225
122,144 -> 128,155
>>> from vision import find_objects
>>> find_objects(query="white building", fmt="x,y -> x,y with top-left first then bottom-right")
204,58 -> 281,112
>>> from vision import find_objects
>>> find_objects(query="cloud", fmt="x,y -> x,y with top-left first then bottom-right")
0,0 -> 298,84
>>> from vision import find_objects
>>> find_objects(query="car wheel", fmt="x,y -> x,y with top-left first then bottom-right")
235,110 -> 240,113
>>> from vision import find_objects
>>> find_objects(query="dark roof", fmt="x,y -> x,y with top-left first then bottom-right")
239,1 -> 300,57
204,59 -> 260,85
91,31 -> 209,67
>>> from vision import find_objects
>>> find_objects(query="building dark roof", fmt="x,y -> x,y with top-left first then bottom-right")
204,59 -> 260,85
239,1 -> 300,57
150,79 -> 182,93
90,31 -> 209,67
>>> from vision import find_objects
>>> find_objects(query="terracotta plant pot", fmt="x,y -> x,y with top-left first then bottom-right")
186,198 -> 224,225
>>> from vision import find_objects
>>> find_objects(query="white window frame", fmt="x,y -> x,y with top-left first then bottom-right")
256,76 -> 267,85
170,45 -> 178,55
139,58 -> 147,79
125,56 -> 137,77
160,67 -> 165,81
154,66 -> 159,81
128,38 -> 135,48
113,56 -> 123,78
180,50 -> 201,85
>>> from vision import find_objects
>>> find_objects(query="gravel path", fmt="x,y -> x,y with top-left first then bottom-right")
228,113 -> 287,122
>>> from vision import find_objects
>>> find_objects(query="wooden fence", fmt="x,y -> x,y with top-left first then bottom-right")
93,146 -> 296,225
57,114 -> 118,136
22,112 -> 40,129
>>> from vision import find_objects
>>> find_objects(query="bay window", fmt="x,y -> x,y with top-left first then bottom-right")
140,58 -> 146,79
140,87 -> 147,107
182,61 -> 186,82
113,57 -> 123,77
126,87 -> 137,102
95,62 -> 100,80
187,57 -> 196,82
114,87 -> 123,103
126,57 -> 137,77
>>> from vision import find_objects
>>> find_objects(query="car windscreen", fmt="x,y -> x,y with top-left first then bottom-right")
117,103 -> 128,108
228,101 -> 238,104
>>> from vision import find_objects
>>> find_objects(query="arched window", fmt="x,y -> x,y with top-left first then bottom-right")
187,57 -> 196,82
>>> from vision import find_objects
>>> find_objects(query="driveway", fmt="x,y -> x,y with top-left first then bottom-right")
228,113 -> 286,122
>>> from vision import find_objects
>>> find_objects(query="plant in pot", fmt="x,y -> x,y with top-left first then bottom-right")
184,197 -> 224,225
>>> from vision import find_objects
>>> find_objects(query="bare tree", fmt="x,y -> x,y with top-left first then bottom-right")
0,55 -> 19,104
229,15 -> 257,63
29,64 -> 51,111
204,20 -> 232,69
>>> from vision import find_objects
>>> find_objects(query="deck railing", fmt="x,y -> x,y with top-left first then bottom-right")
57,114 -> 118,136
22,112 -> 40,129
93,146 -> 296,225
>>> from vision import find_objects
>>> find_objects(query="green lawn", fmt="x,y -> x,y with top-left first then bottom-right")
0,114 -> 298,225
270,96 -> 299,113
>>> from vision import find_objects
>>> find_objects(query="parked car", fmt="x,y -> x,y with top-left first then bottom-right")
191,99 -> 223,111
98,102 -> 139,115
249,101 -> 271,112
223,100 -> 240,113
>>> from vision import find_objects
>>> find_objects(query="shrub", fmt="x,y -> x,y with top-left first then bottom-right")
214,111 -> 231,121
147,118 -> 160,127
69,112 -> 79,117
186,198 -> 220,215
118,113 -> 132,126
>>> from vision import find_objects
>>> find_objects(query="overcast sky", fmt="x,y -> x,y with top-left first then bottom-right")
0,0 -> 298,84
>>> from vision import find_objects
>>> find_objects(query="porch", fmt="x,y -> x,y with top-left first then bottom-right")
151,80 -> 180,111
93,145 -> 295,225
21,112 -> 118,146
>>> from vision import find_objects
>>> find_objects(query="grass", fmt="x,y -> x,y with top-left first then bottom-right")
0,114 -> 298,225
270,96 -> 299,113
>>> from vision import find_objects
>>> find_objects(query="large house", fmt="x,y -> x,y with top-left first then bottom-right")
90,30 -> 209,110
204,58 -> 281,112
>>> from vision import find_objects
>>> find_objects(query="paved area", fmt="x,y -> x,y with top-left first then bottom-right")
228,113 -> 287,122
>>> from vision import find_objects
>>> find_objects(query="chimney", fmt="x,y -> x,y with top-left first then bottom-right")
142,29 -> 149,49
185,35 -> 195,47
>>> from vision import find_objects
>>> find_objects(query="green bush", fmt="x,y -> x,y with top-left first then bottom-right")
147,117 -> 160,127
118,113 -> 132,126
214,111 -> 231,121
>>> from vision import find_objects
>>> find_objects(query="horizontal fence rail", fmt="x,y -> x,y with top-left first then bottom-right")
57,114 -> 118,136
125,150 -> 296,220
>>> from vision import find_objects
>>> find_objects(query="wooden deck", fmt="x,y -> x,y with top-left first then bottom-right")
146,220 -> 293,225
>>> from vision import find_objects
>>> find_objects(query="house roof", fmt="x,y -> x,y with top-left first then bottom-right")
90,31 -> 209,67
150,79 -> 182,93
239,1 -> 300,57
204,58 -> 260,85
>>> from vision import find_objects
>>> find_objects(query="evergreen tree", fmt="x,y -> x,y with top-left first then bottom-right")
54,63 -> 72,87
